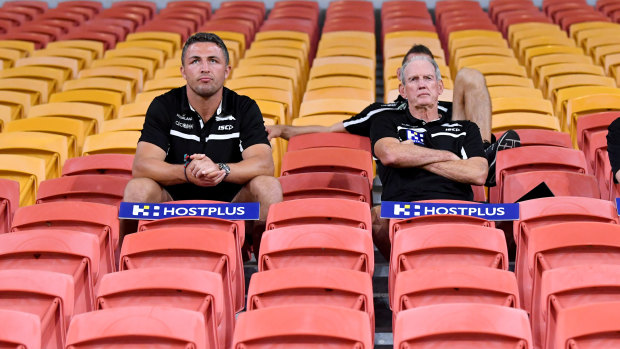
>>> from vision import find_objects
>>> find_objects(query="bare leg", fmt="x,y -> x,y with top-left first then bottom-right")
371,205 -> 391,261
452,68 -> 492,143
233,175 -> 283,256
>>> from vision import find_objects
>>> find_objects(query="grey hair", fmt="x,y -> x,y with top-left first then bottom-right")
400,55 -> 442,85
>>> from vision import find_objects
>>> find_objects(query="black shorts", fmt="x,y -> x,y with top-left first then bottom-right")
164,182 -> 242,202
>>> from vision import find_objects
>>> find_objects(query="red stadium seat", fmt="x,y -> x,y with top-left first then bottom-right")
0,309 -> 41,348
279,172 -> 372,204
36,174 -> 129,208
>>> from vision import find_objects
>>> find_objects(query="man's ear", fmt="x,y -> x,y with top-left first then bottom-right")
396,66 -> 401,81
398,82 -> 406,100
180,65 -> 186,80
437,78 -> 444,96
224,64 -> 231,80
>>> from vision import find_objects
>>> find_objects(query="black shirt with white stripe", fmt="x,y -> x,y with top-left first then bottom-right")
139,86 -> 269,201
343,95 -> 453,137
370,106 -> 485,202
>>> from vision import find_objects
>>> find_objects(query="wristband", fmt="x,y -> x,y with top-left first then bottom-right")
183,154 -> 191,183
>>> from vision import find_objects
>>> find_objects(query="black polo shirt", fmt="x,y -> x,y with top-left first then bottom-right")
608,117 -> 620,183
370,107 -> 485,202
139,86 -> 269,201
343,95 -> 453,137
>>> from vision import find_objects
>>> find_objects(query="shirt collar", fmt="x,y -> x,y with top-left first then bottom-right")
181,86 -> 228,118
407,106 -> 447,126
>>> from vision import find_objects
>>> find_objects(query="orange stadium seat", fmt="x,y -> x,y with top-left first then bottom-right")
279,172 -> 372,204
258,224 -> 375,275
389,224 -> 508,308
0,269 -> 73,349
120,227 -> 237,317
233,305 -> 373,348
96,267 -> 231,349
392,266 -> 520,326
0,309 -> 41,348
35,174 -> 129,208
0,229 -> 99,315
394,304 -> 532,348
66,306 -> 208,348
11,200 -> 119,279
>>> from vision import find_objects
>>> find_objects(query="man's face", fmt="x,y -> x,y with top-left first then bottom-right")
181,41 -> 230,98
399,59 -> 443,108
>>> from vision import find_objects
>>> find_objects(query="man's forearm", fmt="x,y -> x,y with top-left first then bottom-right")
377,140 -> 460,168
280,124 -> 333,139
133,158 -> 188,186
422,157 -> 488,186
226,156 -> 275,184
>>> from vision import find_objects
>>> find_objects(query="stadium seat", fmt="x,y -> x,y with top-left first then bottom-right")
120,227 -> 237,316
392,266 -> 519,326
11,200 -> 119,279
576,111 -> 620,150
233,305 -> 373,348
266,197 -> 371,231
0,269 -> 73,349
258,224 -> 375,275
533,264 -> 620,349
65,306 -> 208,348
0,154 -> 46,206
62,154 -> 133,177
525,222 -> 620,314
0,178 -> 19,234
389,223 -> 508,308
279,172 -> 372,204
136,209 -> 246,313
0,309 -> 41,348
82,131 -> 140,155
489,146 -> 588,203
5,117 -> 86,157
549,301 -> 620,348
96,267 -> 231,349
496,129 -> 572,148
0,229 -> 99,314
246,266 -> 374,333
280,147 -> 373,187
35,174 -> 129,208
502,171 -> 600,203
393,304 -> 532,348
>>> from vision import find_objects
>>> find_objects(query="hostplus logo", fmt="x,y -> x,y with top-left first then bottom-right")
132,204 -> 160,217
393,204 -> 422,217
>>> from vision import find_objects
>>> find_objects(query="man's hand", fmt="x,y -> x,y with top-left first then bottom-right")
265,124 -> 283,141
186,154 -> 226,187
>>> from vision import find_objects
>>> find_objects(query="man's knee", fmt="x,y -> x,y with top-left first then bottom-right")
123,177 -> 165,202
245,175 -> 282,202
455,67 -> 486,90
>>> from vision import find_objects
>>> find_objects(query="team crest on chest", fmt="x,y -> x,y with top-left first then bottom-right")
406,129 -> 426,145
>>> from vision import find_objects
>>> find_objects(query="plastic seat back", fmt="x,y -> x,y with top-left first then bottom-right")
279,172 -> 372,204
233,305 -> 373,348
97,267 -> 230,349
11,201 -> 120,277
551,301 -> 620,349
259,224 -> 375,275
394,304 -> 532,348
0,309 -> 41,348
502,171 -> 600,203
119,227 -> 236,320
0,269 -> 74,349
65,306 -> 208,348
62,154 -> 133,177
0,229 -> 99,315
35,174 -> 129,208
0,178 -> 19,234
514,197 -> 618,311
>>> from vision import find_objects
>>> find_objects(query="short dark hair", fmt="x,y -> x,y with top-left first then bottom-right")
181,32 -> 230,66
401,44 -> 434,65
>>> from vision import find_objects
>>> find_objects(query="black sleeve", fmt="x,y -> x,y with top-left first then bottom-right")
342,102 -> 385,137
461,122 -> 486,159
139,97 -> 171,152
240,97 -> 270,151
607,117 -> 620,183
370,112 -> 399,157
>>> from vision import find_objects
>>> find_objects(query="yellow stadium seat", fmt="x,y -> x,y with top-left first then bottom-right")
49,89 -> 122,119
488,86 -> 543,99
125,31 -> 182,51
523,45 -> 584,67
469,62 -> 528,78
451,45 -> 514,68
118,101 -> 150,118
528,53 -> 593,79
5,117 -> 88,157
234,87 -> 296,122
316,46 -> 375,60
564,92 -> 620,145
79,66 -> 143,93
134,90 -> 167,105
0,78 -> 50,104
547,74 -> 616,103
303,87 -> 374,103
299,98 -> 369,118
14,56 -> 79,80
154,65 -> 182,79
104,47 -> 164,71
256,99 -> 286,125
309,63 -> 374,81
143,77 -> 186,92
568,21 -> 620,40
102,117 -> 145,132
252,39 -> 308,59
46,40 -> 104,59
0,47 -> 25,68
63,77 -> 134,103
0,90 -> 35,119
492,113 -> 561,133
91,57 -> 153,80
31,47 -> 92,69
485,75 -> 535,88
0,66 -> 65,92
510,25 -> 564,50
555,86 -> 620,127
82,131 -> 141,155
492,97 -> 554,116
537,63 -> 604,91
456,56 -> 520,75
0,131 -> 68,179
116,40 -> 175,60
0,154 -> 46,206
0,40 -> 34,56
